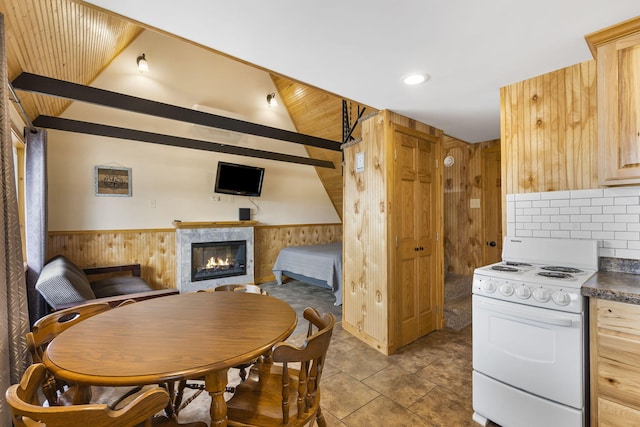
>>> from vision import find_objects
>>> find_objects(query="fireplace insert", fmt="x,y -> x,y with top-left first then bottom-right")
191,240 -> 246,282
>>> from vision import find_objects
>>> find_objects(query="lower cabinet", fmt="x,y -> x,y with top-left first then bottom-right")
590,298 -> 640,426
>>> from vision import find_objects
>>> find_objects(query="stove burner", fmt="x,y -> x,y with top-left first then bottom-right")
541,266 -> 583,274
537,271 -> 572,279
491,265 -> 519,272
505,262 -> 531,267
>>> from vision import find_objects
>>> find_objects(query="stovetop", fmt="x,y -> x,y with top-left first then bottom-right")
472,237 -> 599,312
474,261 -> 596,288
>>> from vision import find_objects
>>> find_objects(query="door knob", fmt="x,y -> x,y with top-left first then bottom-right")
488,241 -> 497,247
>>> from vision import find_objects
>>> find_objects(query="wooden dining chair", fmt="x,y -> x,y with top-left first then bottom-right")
26,301 -> 149,410
224,307 -> 336,427
26,301 -> 113,405
5,363 -> 208,427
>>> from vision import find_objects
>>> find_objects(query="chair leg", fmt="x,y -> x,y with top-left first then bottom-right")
41,373 -> 60,405
177,384 -> 205,414
315,406 -> 327,427
238,366 -> 247,382
171,380 -> 184,414
161,382 -> 179,420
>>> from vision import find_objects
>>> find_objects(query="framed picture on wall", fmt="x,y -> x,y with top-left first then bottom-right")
95,166 -> 132,197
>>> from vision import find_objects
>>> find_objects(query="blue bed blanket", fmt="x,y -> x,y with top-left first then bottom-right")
272,242 -> 342,306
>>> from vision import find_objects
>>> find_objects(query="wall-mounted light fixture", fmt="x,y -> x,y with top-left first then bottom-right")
266,92 -> 278,107
136,53 -> 149,72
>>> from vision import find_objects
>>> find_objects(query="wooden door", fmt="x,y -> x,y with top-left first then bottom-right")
394,125 -> 438,348
483,146 -> 502,265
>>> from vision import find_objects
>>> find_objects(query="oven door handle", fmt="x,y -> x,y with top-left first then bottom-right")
477,298 -> 574,327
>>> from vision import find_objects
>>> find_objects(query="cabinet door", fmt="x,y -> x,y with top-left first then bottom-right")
599,397 -> 640,426
394,125 -> 438,347
597,32 -> 640,184
592,299 -> 640,423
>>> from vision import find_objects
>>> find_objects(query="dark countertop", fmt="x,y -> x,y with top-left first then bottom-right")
582,271 -> 640,304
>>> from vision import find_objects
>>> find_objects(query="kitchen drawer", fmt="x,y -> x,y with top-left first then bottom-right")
591,298 -> 640,424
595,299 -> 640,338
597,356 -> 640,410
598,332 -> 640,369
599,397 -> 640,426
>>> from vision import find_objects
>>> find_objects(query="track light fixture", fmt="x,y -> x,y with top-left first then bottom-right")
266,92 -> 278,107
136,53 -> 149,72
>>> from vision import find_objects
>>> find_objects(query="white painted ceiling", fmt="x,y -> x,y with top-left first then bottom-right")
84,0 -> 640,143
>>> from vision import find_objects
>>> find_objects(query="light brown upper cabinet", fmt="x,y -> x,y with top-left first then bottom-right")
342,110 -> 444,355
586,16 -> 640,185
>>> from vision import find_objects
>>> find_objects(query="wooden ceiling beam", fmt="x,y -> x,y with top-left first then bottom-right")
33,115 -> 335,168
12,72 -> 342,152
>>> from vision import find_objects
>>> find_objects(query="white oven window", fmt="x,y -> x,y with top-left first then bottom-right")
472,295 -> 584,409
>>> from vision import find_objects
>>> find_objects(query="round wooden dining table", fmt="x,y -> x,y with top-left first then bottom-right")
43,291 -> 298,427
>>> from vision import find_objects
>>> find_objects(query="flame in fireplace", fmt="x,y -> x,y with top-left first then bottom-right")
206,256 -> 230,269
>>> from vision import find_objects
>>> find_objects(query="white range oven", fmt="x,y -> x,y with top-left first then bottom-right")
472,236 -> 598,427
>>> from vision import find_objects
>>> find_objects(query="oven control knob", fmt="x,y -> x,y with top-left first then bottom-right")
482,279 -> 497,293
499,282 -> 514,296
552,291 -> 571,306
515,285 -> 531,299
533,287 -> 551,303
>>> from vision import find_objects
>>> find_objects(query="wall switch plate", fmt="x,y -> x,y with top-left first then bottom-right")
470,198 -> 481,209
356,152 -> 365,173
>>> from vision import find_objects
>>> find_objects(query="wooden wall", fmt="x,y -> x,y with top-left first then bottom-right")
254,223 -> 342,283
342,110 -> 443,354
47,223 -> 342,289
47,229 -> 177,289
501,60 -> 598,195
443,136 -> 500,276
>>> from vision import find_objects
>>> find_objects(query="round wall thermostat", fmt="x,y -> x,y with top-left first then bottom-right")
443,155 -> 455,167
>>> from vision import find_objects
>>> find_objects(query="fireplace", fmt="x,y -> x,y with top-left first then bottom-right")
191,240 -> 246,281
175,222 -> 255,293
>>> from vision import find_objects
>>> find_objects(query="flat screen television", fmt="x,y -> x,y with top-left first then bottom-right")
214,162 -> 265,197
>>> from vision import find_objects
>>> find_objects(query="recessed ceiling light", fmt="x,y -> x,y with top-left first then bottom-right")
403,73 -> 429,86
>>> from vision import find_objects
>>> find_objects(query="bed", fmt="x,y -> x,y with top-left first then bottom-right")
272,242 -> 342,306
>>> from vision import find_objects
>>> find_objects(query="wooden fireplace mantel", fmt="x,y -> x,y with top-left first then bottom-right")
172,220 -> 258,229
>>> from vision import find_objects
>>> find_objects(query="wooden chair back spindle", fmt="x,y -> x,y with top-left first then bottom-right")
225,306 -> 335,426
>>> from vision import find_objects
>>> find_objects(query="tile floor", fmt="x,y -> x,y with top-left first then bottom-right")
318,322 -> 474,427
256,280 -> 475,427
175,280 -> 478,426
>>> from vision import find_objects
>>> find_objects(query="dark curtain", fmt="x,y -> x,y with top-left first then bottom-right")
0,12 -> 31,425
25,128 -> 48,324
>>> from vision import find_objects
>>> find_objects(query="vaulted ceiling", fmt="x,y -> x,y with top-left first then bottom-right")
0,0 -> 374,218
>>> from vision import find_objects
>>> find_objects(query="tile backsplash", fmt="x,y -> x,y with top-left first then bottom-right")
507,186 -> 640,260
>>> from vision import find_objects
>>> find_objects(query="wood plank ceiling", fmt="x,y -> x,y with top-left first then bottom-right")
0,0 -> 376,220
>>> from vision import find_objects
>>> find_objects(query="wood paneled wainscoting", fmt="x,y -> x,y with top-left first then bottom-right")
253,223 -> 342,283
47,229 -> 177,289
47,223 -> 342,289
